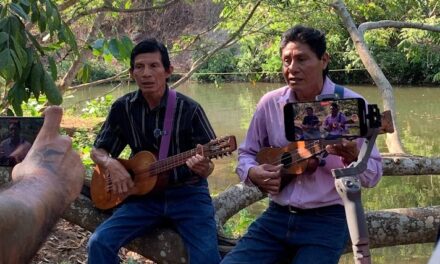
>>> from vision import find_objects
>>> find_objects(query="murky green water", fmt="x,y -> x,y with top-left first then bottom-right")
64,81 -> 440,263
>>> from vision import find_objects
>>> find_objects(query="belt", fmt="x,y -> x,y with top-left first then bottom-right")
271,202 -> 307,213
270,201 -> 343,214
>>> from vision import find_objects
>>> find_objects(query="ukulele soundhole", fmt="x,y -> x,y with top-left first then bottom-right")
281,152 -> 292,169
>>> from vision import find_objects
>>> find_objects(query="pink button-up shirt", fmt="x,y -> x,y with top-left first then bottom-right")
236,78 -> 383,208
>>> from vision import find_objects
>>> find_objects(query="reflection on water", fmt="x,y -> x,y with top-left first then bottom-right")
64,82 -> 440,263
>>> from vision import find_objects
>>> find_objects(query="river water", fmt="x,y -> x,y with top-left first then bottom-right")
64,81 -> 440,263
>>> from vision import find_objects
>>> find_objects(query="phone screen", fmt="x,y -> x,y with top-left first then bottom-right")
284,98 -> 367,141
0,117 -> 44,167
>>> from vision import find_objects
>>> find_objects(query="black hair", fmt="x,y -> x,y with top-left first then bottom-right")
305,106 -> 314,111
331,102 -> 339,109
280,25 -> 329,77
130,38 -> 171,71
8,120 -> 20,129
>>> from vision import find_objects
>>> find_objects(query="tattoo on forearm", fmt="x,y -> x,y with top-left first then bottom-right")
32,147 -> 65,175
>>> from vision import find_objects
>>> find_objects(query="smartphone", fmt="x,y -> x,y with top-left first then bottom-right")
284,98 -> 367,141
0,117 -> 44,167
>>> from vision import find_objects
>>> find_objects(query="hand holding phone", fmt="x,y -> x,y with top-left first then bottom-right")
11,106 -> 84,201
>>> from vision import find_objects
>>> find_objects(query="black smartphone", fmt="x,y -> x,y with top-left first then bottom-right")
284,98 -> 368,141
0,117 -> 44,167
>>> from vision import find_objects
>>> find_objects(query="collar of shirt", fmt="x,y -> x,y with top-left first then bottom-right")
130,86 -> 170,112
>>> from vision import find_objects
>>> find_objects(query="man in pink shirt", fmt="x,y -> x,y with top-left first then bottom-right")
221,25 -> 382,264
324,102 -> 348,139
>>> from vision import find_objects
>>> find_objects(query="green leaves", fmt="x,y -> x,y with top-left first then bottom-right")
42,71 -> 62,105
0,49 -> 16,80
91,36 -> 134,65
10,2 -> 29,20
0,0 -> 75,115
77,63 -> 92,84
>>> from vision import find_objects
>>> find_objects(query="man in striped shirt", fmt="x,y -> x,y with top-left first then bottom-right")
87,38 -> 221,264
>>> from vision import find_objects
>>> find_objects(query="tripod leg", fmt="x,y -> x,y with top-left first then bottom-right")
335,176 -> 371,264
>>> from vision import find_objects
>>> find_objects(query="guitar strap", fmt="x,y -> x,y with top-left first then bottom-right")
334,84 -> 345,99
158,88 -> 177,160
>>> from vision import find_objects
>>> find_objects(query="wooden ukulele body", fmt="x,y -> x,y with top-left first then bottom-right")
90,151 -> 168,210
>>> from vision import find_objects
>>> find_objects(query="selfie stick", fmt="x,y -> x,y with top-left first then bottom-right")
331,105 -> 381,264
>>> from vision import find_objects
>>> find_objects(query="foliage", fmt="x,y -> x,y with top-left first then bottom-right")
0,0 -> 77,115
88,60 -> 119,81
194,47 -> 239,82
21,96 -> 46,116
91,37 -> 134,65
71,127 -> 96,177
80,94 -> 113,118
201,0 -> 440,84
74,36 -> 134,84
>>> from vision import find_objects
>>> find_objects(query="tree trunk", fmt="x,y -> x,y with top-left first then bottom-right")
58,12 -> 107,92
330,0 -> 405,154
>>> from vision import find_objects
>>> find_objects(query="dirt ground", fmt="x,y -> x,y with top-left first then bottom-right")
31,219 -> 154,264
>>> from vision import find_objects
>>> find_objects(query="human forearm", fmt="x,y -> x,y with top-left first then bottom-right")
358,154 -> 383,187
0,177 -> 71,263
236,154 -> 259,185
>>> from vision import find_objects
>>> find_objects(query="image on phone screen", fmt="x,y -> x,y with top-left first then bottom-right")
0,117 -> 44,167
284,98 -> 367,141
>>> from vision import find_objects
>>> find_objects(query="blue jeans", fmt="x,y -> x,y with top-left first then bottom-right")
221,202 -> 349,264
87,179 -> 221,264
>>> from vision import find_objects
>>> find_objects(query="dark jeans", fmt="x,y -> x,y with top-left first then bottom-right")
87,179 -> 221,264
221,202 -> 349,264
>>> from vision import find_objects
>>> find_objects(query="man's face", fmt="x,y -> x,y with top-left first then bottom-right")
129,52 -> 173,98
281,41 -> 329,101
9,123 -> 20,138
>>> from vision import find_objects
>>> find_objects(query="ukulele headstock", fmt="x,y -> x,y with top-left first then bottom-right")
206,135 -> 237,158
378,110 -> 394,134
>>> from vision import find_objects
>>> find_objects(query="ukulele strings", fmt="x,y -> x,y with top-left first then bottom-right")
268,140 -> 325,167
148,143 -> 225,174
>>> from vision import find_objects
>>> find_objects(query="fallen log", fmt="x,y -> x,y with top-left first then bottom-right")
1,154 -> 440,263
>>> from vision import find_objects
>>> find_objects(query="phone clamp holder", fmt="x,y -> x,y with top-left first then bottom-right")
315,93 -> 380,264
332,129 -> 379,264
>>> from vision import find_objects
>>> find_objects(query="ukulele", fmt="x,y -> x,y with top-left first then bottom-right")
256,139 -> 335,174
91,135 -> 237,210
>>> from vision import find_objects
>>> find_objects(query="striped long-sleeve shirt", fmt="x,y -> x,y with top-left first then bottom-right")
94,88 -> 216,184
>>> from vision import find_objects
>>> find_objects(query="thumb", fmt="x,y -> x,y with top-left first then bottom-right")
36,106 -> 63,140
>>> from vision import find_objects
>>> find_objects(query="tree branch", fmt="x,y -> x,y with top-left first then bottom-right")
67,69 -> 129,91
171,0 -> 263,88
67,0 -> 179,25
58,0 -> 78,12
359,20 -> 440,36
